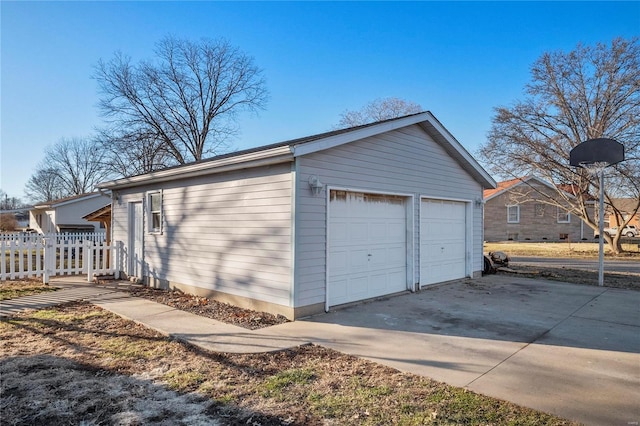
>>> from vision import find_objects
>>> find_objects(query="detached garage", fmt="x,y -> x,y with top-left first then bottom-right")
99,111 -> 496,319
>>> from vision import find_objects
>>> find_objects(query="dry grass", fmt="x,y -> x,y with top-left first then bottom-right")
1,302 -> 578,425
0,279 -> 59,300
484,241 -> 640,257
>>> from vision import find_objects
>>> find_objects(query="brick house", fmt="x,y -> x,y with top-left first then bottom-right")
606,198 -> 640,230
483,176 -> 591,242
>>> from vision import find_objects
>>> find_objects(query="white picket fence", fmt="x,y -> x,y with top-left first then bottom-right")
1,234 -> 120,283
0,231 -> 106,244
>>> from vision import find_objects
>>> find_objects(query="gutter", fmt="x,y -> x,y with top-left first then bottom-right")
98,146 -> 294,190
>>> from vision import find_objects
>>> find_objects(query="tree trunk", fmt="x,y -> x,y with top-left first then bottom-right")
604,233 -> 622,255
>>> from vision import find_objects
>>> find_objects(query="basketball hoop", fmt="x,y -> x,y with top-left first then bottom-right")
569,138 -> 625,287
578,161 -> 610,175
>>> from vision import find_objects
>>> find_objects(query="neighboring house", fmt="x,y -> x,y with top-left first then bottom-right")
29,192 -> 111,234
483,176 -> 591,242
606,198 -> 640,229
98,112 -> 496,320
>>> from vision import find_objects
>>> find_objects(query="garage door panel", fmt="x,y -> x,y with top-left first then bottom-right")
328,191 -> 408,307
328,249 -> 348,270
421,199 -> 467,286
350,249 -> 369,270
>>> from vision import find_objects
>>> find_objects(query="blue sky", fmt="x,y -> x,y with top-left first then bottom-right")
1,1 -> 638,199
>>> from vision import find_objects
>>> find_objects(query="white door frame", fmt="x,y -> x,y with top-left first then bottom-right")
419,196 -> 473,286
325,186 -> 415,312
128,201 -> 144,278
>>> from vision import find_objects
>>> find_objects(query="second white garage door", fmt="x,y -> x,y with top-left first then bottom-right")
328,190 -> 408,307
420,199 -> 467,286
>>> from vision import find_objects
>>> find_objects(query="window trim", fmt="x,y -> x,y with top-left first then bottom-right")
557,207 -> 570,223
507,205 -> 520,223
147,190 -> 163,234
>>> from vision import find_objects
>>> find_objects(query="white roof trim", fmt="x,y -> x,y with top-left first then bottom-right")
98,111 -> 496,191
291,113 -> 433,157
34,192 -> 109,209
418,112 -> 496,189
99,146 -> 293,190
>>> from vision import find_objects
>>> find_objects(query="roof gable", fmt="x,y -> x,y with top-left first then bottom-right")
99,111 -> 496,190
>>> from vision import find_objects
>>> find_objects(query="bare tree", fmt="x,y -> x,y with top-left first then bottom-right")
336,97 -> 423,128
94,36 -> 269,166
24,168 -> 65,203
25,137 -> 112,202
94,127 -> 176,177
478,37 -> 640,253
0,190 -> 23,210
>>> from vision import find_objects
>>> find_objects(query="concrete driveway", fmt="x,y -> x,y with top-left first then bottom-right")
265,275 -> 640,426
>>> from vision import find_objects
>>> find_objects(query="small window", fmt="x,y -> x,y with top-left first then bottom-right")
507,205 -> 520,223
557,207 -> 570,223
559,233 -> 569,240
148,191 -> 162,233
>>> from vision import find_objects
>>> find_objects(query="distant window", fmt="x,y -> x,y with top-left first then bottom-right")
557,207 -> 570,223
535,203 -> 545,217
148,191 -> 162,233
559,233 -> 569,240
507,205 -> 520,223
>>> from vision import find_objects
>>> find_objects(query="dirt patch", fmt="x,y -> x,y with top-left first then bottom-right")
499,265 -> 640,290
126,287 -> 290,330
1,302 -> 577,425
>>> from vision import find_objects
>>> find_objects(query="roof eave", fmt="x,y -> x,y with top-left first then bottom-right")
98,146 -> 294,190
291,112 -> 433,157
417,112 -> 496,189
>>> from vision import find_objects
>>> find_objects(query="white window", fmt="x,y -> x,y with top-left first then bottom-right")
148,191 -> 162,233
507,205 -> 520,223
557,207 -> 570,223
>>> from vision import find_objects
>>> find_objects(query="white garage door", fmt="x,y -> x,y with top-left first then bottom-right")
328,190 -> 407,307
420,199 -> 467,286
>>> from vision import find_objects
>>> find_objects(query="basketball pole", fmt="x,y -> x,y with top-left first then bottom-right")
598,169 -> 604,287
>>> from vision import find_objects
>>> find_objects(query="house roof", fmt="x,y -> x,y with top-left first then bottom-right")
610,198 -> 640,213
482,177 -> 526,200
82,204 -> 112,222
32,192 -> 110,210
483,176 -> 599,202
98,111 -> 496,191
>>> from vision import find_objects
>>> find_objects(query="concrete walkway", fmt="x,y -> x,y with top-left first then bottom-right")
2,275 -> 638,426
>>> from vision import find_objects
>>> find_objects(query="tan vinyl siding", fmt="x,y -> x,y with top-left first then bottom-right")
295,124 -> 483,307
113,163 -> 293,307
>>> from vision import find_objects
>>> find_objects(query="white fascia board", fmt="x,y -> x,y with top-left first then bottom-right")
291,113 -> 432,157
34,192 -> 104,209
419,112 -> 497,189
99,146 -> 294,190
51,193 -> 108,208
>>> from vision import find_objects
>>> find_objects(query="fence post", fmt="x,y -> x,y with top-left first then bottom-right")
43,237 -> 53,284
86,242 -> 93,282
114,241 -> 121,279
